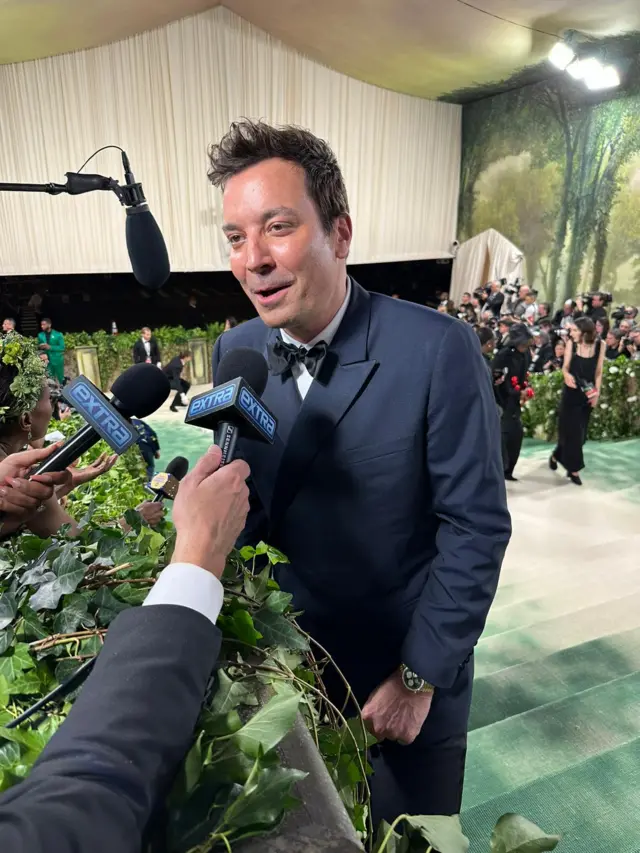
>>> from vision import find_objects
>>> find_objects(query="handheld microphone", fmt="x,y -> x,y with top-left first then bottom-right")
121,153 -> 170,292
33,363 -> 170,475
149,456 -> 189,503
185,348 -> 277,464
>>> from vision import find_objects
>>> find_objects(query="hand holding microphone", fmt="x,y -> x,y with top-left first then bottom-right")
173,446 -> 251,579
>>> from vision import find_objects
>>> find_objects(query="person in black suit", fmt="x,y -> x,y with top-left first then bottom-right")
132,327 -> 162,366
163,352 -> 192,412
208,120 -> 510,823
0,444 -> 250,853
491,323 -> 533,481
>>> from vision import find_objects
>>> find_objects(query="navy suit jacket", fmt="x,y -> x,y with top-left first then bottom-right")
213,281 -> 511,737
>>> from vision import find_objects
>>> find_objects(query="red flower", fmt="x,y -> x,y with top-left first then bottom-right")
526,387 -> 535,399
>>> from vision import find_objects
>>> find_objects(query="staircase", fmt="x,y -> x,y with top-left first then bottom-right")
462,440 -> 640,852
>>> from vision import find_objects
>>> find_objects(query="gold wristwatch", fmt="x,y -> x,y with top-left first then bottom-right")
400,664 -> 435,694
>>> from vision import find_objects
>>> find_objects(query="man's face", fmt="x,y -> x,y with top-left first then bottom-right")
491,282 -> 500,293
517,341 -> 530,353
461,293 -> 470,304
222,159 -> 352,337
2,319 -> 13,333
499,323 -> 509,336
592,295 -> 603,307
41,320 -> 51,332
620,320 -> 632,334
142,329 -> 151,342
519,285 -> 530,299
606,331 -> 617,347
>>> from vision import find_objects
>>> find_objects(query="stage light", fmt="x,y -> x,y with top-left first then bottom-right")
585,64 -> 621,90
549,42 -> 575,70
566,56 -> 601,80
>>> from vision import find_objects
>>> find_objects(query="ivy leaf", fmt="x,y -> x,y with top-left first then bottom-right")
79,635 -> 103,656
18,535 -> 51,560
91,587 -> 129,626
29,579 -> 64,612
264,591 -> 293,614
0,594 -> 17,631
265,545 -> 289,566
222,761 -> 306,832
200,710 -> 243,738
113,583 -> 150,606
0,675 -> 9,707
8,670 -> 43,696
219,610 -> 262,647
490,814 -> 561,853
239,545 -> 256,561
19,567 -> 55,589
404,815 -> 470,853
243,567 -> 271,603
55,658 -> 83,684
210,670 -> 259,715
53,597 -> 94,635
52,549 -> 86,594
0,644 -> 35,682
0,629 -> 13,656
231,688 -> 300,758
0,739 -> 21,770
20,607 -> 48,640
374,820 -> 404,853
122,509 -> 142,535
253,608 -> 309,651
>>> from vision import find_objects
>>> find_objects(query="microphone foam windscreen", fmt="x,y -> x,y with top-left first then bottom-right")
111,363 -> 170,418
125,206 -> 170,291
216,347 -> 269,396
165,456 -> 189,481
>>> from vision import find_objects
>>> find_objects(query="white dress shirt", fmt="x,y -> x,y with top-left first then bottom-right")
279,278 -> 351,400
142,339 -> 151,360
143,563 -> 224,626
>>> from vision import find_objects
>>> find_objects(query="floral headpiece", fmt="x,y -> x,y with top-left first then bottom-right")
0,332 -> 46,423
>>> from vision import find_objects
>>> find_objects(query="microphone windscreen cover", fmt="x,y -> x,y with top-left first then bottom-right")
216,347 -> 269,396
111,363 -> 170,418
165,456 -> 189,481
125,206 -> 170,291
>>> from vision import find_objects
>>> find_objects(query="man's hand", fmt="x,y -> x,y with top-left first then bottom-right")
136,501 -> 165,528
362,670 -> 433,746
172,445 -> 250,579
39,343 -> 50,350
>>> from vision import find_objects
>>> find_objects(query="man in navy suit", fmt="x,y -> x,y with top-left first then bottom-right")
208,120 -> 511,823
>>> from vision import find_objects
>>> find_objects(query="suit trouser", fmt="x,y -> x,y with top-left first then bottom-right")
171,379 -> 191,408
300,615 -> 470,824
501,409 -> 523,476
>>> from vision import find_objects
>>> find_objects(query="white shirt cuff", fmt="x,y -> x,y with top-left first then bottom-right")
142,562 -> 224,627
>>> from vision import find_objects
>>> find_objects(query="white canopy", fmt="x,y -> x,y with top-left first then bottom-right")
450,229 -> 524,304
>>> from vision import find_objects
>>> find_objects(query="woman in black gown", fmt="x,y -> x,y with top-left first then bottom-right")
550,317 -> 605,485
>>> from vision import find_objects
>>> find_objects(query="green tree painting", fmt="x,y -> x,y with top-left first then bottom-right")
459,37 -> 640,308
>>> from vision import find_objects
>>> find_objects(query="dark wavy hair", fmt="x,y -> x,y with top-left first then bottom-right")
574,316 -> 596,344
208,119 -> 350,234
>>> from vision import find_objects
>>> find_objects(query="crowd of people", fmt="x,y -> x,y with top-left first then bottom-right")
438,281 -> 639,485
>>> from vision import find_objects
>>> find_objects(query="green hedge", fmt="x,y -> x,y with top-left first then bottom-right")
522,357 -> 640,441
64,324 -> 224,389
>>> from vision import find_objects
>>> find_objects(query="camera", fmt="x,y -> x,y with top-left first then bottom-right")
503,283 -> 518,295
580,291 -> 613,307
611,305 -> 626,322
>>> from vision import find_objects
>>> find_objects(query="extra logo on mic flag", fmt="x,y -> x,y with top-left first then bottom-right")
186,378 -> 277,442
63,377 -> 139,453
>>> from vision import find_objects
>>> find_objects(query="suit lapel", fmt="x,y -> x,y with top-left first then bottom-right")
270,282 -> 377,529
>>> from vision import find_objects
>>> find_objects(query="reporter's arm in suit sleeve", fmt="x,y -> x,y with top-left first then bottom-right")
211,335 -> 269,548
402,320 -> 512,688
0,564 -> 223,853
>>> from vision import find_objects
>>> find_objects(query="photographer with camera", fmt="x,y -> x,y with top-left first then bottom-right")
481,281 -> 505,320
580,292 -> 610,324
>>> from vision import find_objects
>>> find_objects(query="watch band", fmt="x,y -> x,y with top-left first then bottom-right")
400,664 -> 435,694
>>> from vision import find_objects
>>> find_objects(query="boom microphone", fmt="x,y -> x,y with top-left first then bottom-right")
121,152 -> 171,291
149,456 -> 189,503
185,348 -> 277,464
33,364 -> 170,475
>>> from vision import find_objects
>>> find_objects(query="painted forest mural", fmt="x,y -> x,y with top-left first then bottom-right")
458,38 -> 640,309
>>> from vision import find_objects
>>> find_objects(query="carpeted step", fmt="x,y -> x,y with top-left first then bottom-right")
476,591 -> 640,678
470,627 -> 640,730
462,738 -> 640,853
464,671 -> 640,809
483,568 -> 640,638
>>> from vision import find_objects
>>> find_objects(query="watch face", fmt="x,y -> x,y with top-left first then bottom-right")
402,668 -> 425,692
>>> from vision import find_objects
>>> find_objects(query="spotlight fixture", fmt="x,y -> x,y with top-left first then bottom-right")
585,64 -> 621,91
548,32 -> 621,91
549,42 -> 575,70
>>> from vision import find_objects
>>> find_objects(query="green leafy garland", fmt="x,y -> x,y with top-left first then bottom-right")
522,357 -> 640,441
0,333 -> 46,423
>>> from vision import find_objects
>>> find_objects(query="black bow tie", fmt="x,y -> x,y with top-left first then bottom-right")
267,337 -> 328,378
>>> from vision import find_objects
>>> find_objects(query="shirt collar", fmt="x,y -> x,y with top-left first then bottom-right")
280,278 -> 351,350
